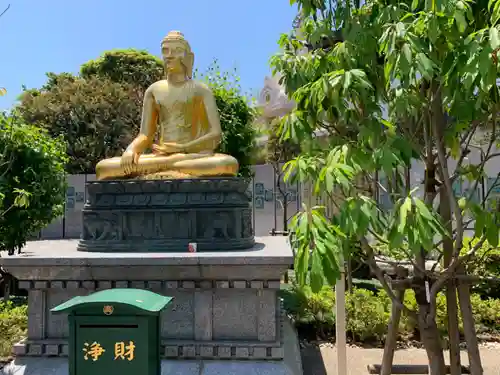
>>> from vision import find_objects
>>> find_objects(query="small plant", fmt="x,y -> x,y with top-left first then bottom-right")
280,283 -> 335,339
460,237 -> 500,299
0,300 -> 27,359
345,288 -> 391,343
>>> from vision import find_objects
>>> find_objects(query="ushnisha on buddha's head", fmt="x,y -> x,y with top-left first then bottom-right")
161,31 -> 194,79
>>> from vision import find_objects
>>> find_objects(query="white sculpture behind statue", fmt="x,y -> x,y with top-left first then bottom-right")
257,74 -> 296,121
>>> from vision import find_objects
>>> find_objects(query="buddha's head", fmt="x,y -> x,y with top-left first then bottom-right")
161,31 -> 194,79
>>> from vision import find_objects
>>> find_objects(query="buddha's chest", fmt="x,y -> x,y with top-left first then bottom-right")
154,83 -> 199,113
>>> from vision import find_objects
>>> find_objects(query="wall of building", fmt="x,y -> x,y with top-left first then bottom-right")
34,151 -> 500,241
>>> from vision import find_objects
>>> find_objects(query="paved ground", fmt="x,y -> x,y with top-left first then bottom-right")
300,344 -> 500,375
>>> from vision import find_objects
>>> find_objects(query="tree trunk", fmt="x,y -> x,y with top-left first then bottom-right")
458,281 -> 483,375
1,268 -> 11,301
445,285 -> 462,375
346,255 -> 353,293
380,288 -> 406,375
418,302 -> 446,375
439,185 -> 462,375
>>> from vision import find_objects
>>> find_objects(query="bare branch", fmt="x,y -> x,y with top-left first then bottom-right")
463,112 -> 498,205
481,172 -> 500,206
0,4 -> 10,18
430,234 -> 487,298
449,120 -> 481,178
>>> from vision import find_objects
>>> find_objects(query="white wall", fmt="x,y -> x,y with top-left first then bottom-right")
378,144 -> 500,208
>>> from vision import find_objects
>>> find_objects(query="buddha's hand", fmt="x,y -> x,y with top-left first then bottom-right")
152,143 -> 185,155
121,149 -> 141,176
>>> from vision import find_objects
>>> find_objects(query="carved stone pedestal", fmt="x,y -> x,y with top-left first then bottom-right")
0,238 -> 302,375
79,178 -> 254,252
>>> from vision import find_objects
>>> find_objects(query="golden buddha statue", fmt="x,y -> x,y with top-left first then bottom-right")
95,31 -> 239,180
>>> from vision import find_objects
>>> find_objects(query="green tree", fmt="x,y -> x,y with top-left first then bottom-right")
195,62 -> 257,179
0,114 -> 67,255
17,75 -> 142,174
273,0 -> 500,373
266,117 -> 301,233
17,50 -> 256,178
80,49 -> 163,91
0,4 -> 10,96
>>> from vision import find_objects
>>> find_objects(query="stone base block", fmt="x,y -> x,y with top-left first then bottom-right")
1,320 -> 302,375
79,178 -> 255,252
2,359 -> 295,375
0,237 -> 293,361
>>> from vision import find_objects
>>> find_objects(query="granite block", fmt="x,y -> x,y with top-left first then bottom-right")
212,290 -> 257,340
258,290 -> 277,342
27,291 -> 45,340
160,291 -> 194,339
194,290 -> 213,340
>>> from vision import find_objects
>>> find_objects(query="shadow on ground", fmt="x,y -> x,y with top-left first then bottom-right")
301,345 -> 328,375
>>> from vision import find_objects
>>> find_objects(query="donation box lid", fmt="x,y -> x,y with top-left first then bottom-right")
50,288 -> 172,316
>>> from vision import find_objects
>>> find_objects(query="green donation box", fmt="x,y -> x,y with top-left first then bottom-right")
50,288 -> 173,375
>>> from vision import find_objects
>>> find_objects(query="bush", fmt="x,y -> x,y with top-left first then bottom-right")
280,283 -> 500,345
0,115 -> 67,254
460,237 -> 500,299
346,288 -> 391,343
281,282 -> 336,339
196,63 -> 257,180
0,300 -> 27,359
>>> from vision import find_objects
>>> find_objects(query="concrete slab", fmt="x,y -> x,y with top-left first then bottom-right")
1,237 -> 293,266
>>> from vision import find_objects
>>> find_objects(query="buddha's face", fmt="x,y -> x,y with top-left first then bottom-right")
162,40 -> 187,75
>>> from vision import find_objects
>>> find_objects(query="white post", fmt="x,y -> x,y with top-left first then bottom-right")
335,255 -> 347,375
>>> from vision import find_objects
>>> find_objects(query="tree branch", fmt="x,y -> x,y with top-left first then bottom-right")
430,234 -> 487,299
360,237 -> 418,319
0,4 -> 10,18
449,120 -> 481,178
430,83 -> 464,256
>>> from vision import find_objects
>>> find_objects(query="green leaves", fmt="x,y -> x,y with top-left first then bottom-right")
486,222 -> 499,247
388,195 -> 448,252
290,205 -> 344,292
489,0 -> 500,25
275,0 -> 500,295
0,115 -> 67,254
339,196 -> 384,237
398,197 -> 412,232
12,189 -> 31,209
402,43 -> 413,67
19,56 -> 257,179
490,27 -> 500,49
454,3 -> 469,33
471,205 -> 499,247
415,52 -> 435,80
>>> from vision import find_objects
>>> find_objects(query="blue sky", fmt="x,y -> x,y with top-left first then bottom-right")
0,0 -> 297,110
